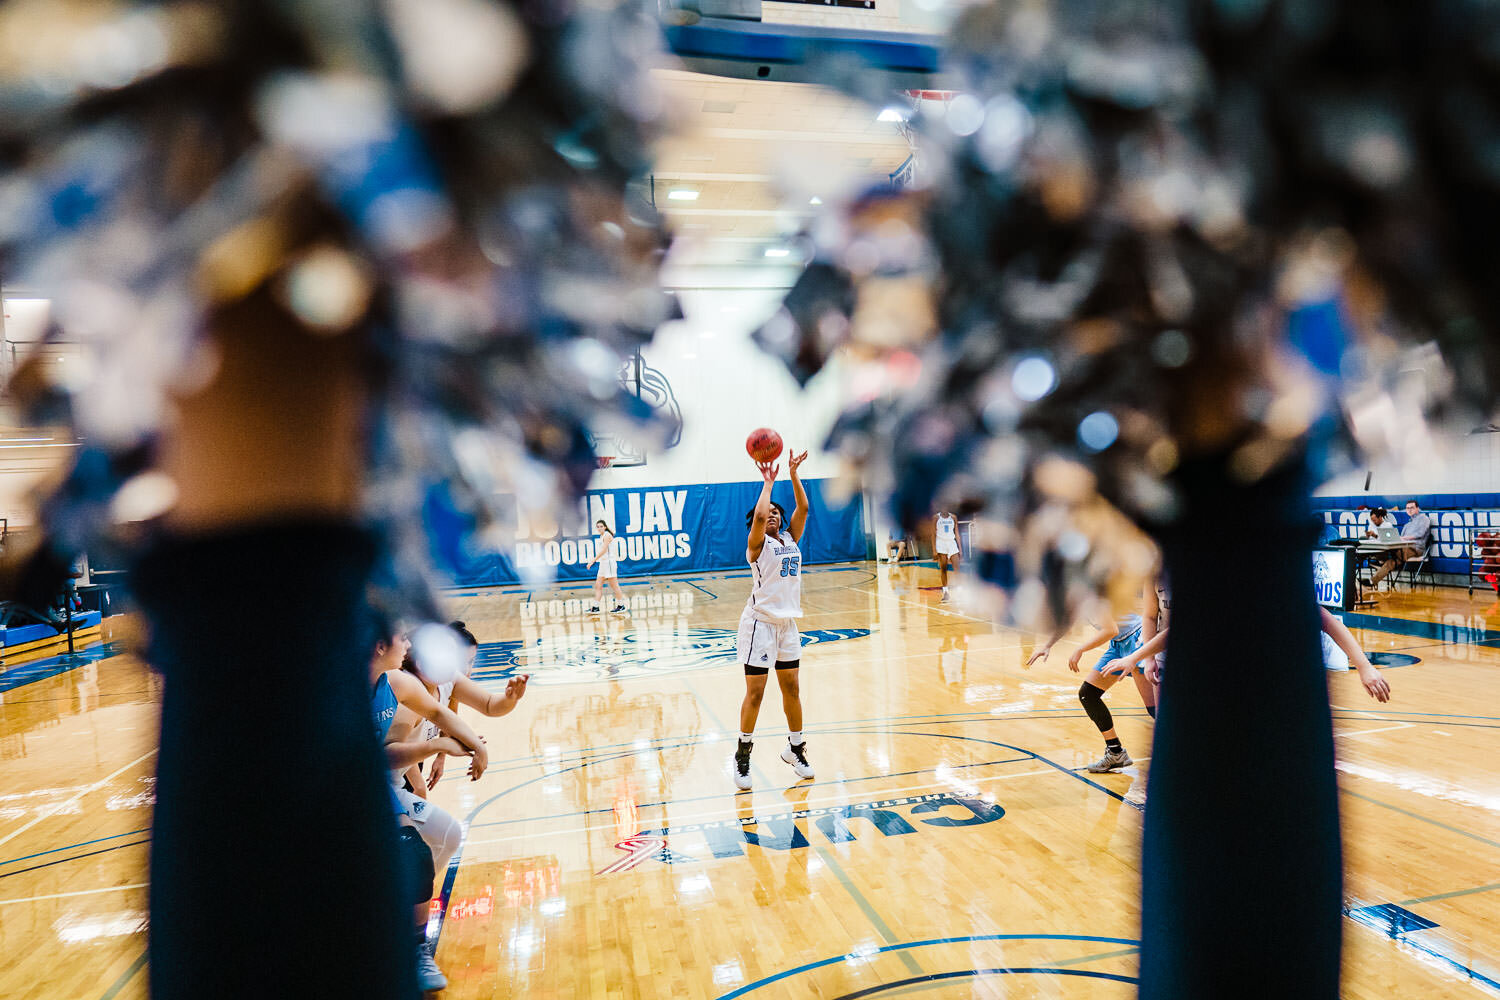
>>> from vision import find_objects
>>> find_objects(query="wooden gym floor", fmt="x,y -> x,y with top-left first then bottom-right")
1,562 -> 1497,997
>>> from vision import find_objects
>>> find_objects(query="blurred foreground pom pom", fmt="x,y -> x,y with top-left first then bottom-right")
408,621 -> 467,686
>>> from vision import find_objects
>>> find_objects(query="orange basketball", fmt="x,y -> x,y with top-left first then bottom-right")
746,427 -> 783,463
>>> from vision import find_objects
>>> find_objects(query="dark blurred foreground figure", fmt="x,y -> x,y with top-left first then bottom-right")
758,2 -> 1500,997
0,1 -> 672,996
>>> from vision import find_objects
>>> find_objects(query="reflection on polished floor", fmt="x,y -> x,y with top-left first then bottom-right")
2,564 -> 1498,998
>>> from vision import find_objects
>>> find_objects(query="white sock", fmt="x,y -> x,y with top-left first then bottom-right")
788,731 -> 804,747
738,732 -> 754,744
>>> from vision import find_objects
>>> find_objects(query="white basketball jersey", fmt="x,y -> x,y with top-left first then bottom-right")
747,532 -> 803,620
419,679 -> 457,743
936,515 -> 956,542
595,533 -> 617,575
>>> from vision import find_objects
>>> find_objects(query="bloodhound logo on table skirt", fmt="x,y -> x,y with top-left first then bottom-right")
596,792 -> 1006,874
470,627 -> 870,686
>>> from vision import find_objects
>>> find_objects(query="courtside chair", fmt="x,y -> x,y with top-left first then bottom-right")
1397,547 -> 1435,592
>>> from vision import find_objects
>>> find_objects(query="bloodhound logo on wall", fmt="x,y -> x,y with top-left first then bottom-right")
595,792 -> 1005,874
470,627 -> 870,686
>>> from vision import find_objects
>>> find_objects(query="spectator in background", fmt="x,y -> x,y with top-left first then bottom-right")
886,530 -> 917,563
1371,500 -> 1432,587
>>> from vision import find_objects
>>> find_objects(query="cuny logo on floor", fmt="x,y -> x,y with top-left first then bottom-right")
596,792 -> 1006,874
470,627 -> 871,685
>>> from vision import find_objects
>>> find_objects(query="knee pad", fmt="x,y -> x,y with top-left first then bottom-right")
1078,681 -> 1114,734
427,807 -> 463,875
397,825 -> 435,903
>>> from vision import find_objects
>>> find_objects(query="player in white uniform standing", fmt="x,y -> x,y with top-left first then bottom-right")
585,519 -> 627,614
934,511 -> 960,601
733,449 -> 813,790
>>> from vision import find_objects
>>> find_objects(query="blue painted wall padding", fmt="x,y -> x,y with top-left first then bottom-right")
427,479 -> 866,587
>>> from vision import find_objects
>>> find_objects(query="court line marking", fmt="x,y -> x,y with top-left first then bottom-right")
1330,705 -> 1500,721
828,967 -> 1139,999
98,950 -> 149,1000
1344,916 -> 1500,995
1398,880 -> 1500,907
0,839 -> 151,881
0,748 -> 157,849
1333,722 -> 1414,740
0,882 -> 148,906
0,827 -> 151,869
1340,788 -> 1500,853
684,580 -> 719,600
712,933 -> 1139,1000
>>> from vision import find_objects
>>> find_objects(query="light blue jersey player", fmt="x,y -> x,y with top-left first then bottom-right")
1028,597 -> 1157,773
367,626 -> 488,992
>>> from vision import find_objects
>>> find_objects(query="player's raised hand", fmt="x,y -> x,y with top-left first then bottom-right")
757,460 -> 779,483
787,450 -> 809,475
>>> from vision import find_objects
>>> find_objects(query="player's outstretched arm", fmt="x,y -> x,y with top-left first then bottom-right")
1319,607 -> 1390,702
385,735 -> 471,770
748,460 -> 778,560
1026,618 -> 1072,667
787,450 -> 810,542
1068,622 -> 1118,672
454,672 -> 530,717
389,669 -> 490,778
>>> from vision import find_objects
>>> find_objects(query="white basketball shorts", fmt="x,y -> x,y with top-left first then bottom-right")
737,609 -> 801,670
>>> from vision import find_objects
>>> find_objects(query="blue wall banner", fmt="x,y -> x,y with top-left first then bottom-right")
429,478 -> 866,587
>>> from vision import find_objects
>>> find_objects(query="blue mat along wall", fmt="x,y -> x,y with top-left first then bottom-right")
1317,493 -> 1500,576
428,479 -> 866,587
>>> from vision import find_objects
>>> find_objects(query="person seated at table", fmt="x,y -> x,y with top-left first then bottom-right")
1370,500 -> 1431,587
1362,507 -> 1390,539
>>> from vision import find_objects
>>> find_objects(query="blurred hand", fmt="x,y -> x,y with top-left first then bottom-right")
1358,664 -> 1391,703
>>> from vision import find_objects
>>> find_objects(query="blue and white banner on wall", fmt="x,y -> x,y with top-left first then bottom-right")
427,479 -> 866,587
1316,494 -> 1500,576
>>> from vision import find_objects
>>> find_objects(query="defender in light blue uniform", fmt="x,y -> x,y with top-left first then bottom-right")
1028,602 -> 1156,773
1092,612 -> 1144,674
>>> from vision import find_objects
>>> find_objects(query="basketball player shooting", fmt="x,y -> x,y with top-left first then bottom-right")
733,432 -> 815,790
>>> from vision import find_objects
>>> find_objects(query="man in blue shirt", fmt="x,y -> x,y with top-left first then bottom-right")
1371,500 -> 1432,587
